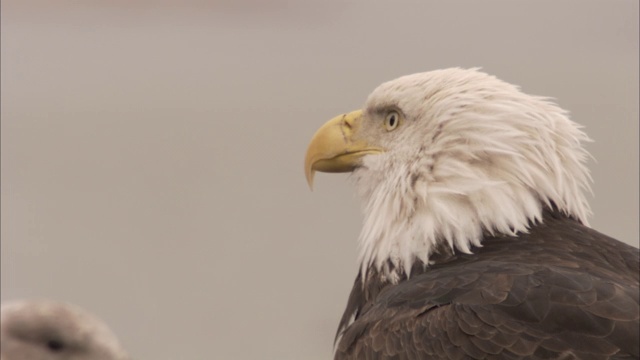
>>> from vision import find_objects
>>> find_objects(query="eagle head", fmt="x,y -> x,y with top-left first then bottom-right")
305,68 -> 592,282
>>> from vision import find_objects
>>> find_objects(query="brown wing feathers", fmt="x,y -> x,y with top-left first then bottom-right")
335,211 -> 640,359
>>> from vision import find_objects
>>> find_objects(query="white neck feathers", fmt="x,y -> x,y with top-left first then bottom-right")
352,69 -> 592,282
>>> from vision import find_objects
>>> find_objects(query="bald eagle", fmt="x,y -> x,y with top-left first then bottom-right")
0,300 -> 129,360
305,68 -> 639,359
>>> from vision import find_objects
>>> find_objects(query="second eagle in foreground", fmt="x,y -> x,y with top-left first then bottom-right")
305,68 -> 639,359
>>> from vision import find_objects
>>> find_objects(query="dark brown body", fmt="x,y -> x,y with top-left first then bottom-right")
335,211 -> 639,360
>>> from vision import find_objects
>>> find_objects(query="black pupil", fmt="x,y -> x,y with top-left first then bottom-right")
389,115 -> 396,126
47,339 -> 65,352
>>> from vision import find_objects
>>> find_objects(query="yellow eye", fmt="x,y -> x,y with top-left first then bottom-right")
384,111 -> 400,131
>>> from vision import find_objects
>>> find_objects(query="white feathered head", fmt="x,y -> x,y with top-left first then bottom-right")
305,68 -> 592,281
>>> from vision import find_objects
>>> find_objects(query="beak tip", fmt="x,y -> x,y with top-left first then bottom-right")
305,169 -> 315,191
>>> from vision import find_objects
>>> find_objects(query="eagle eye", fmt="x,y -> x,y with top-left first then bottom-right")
384,111 -> 400,131
46,339 -> 65,352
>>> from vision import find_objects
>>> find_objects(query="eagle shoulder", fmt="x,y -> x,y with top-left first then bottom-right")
335,213 -> 640,360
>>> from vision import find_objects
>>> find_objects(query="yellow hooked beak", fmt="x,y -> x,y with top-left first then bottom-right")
304,110 -> 383,189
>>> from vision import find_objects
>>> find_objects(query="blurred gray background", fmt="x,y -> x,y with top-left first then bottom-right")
1,1 -> 638,359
